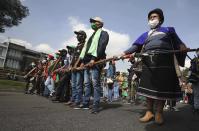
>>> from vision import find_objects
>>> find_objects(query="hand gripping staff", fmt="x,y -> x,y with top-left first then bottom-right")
24,67 -> 37,79
75,54 -> 133,71
48,48 -> 199,74
54,54 -> 132,73
134,48 -> 198,56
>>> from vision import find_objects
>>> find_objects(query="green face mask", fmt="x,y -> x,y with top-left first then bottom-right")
91,23 -> 97,30
55,54 -> 59,59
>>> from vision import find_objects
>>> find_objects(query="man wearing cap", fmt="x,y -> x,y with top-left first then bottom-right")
121,8 -> 187,124
67,30 -> 87,108
51,49 -> 71,102
79,17 -> 109,113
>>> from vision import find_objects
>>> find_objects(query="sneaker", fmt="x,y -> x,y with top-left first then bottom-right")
64,101 -> 73,105
107,101 -> 113,104
80,104 -> 90,110
123,101 -> 131,104
30,92 -> 35,95
90,109 -> 99,114
70,103 -> 77,107
51,97 -> 60,102
171,107 -> 179,112
164,105 -> 170,110
73,104 -> 81,110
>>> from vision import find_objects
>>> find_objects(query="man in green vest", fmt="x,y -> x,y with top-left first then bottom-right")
79,17 -> 109,114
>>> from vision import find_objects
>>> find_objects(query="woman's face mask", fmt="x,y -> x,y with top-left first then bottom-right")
148,19 -> 160,29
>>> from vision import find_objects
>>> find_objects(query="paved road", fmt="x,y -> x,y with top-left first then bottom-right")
0,92 -> 198,131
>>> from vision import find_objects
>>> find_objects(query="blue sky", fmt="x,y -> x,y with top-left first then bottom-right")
1,0 -> 199,71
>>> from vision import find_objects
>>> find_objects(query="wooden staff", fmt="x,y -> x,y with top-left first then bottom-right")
52,57 -> 61,72
24,67 -> 37,78
49,56 -> 62,76
135,48 -> 199,56
74,55 -> 130,71
54,54 -> 133,73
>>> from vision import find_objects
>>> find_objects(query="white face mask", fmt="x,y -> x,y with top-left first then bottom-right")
64,60 -> 68,65
148,19 -> 160,29
42,60 -> 46,64
31,63 -> 35,67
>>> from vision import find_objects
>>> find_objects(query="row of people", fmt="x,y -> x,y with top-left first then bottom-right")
24,8 -> 199,125
24,16 -> 109,114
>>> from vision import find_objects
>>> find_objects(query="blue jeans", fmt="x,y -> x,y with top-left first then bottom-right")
108,88 -> 113,102
55,74 -> 70,101
71,71 -> 83,104
83,67 -> 101,109
44,76 -> 55,96
43,86 -> 50,96
114,82 -> 119,99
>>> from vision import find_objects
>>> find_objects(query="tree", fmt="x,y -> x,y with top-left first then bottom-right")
0,0 -> 29,32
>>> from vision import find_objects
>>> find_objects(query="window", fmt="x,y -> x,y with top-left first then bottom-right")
6,59 -> 20,69
0,47 -> 3,56
0,59 -> 4,67
6,59 -> 11,68
8,49 -> 12,56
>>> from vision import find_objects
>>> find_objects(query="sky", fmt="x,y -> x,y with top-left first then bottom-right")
1,0 -> 199,71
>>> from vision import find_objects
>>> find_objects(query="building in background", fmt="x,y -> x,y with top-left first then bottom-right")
0,40 -> 46,72
0,42 -> 9,68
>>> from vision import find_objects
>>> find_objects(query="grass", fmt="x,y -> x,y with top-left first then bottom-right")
0,79 -> 26,91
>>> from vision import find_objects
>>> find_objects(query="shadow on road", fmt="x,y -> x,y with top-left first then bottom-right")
100,102 -> 123,111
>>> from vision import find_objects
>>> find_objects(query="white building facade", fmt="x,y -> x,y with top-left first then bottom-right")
0,42 -> 9,68
0,41 -> 46,71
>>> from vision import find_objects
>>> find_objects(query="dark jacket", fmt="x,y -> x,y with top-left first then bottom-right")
124,27 -> 186,67
83,30 -> 109,63
70,43 -> 84,67
188,57 -> 199,83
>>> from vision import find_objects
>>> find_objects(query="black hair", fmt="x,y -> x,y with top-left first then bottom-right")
148,8 -> 164,25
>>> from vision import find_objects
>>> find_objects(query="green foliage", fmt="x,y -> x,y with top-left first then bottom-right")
0,0 -> 29,32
